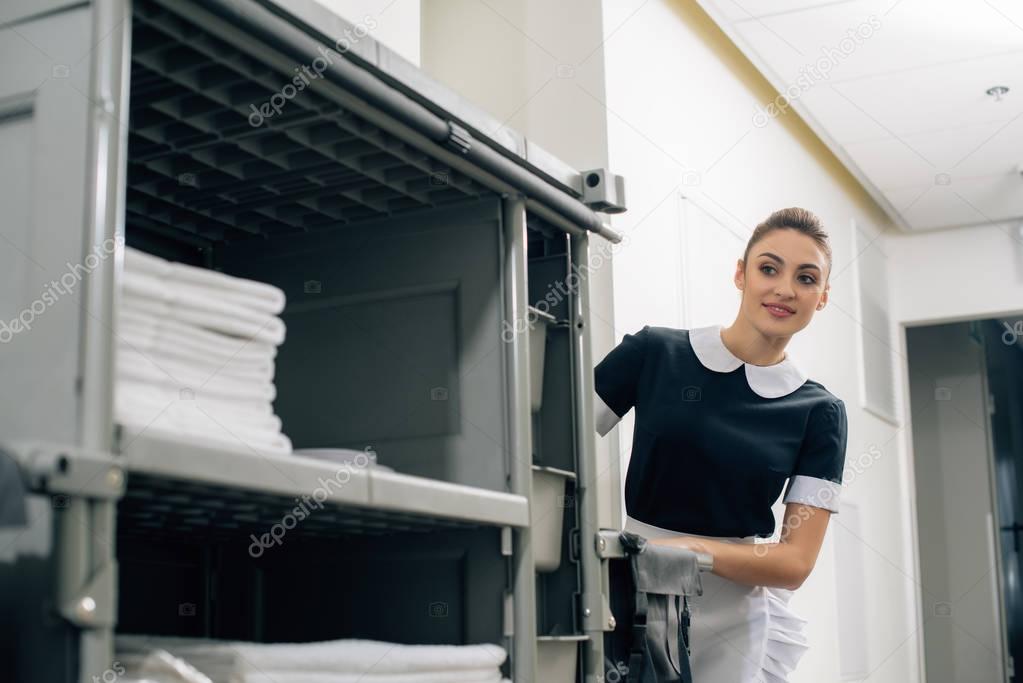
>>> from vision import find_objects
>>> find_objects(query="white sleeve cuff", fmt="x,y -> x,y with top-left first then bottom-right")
594,392 -> 621,437
782,475 -> 842,513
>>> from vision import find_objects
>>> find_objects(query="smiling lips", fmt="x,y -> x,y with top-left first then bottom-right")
763,303 -> 795,317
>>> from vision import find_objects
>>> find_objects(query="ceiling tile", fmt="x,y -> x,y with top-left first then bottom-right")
829,51 -> 1023,139
881,173 -> 1023,229
699,0 -> 1023,230
730,0 -> 1023,85
713,0 -> 852,23
842,119 -> 1023,189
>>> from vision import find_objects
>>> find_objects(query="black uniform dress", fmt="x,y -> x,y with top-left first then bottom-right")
593,324 -> 849,683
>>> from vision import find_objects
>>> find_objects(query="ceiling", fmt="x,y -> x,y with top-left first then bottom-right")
694,0 -> 1023,232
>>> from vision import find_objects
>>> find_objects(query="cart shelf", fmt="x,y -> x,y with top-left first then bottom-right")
116,433 -> 529,537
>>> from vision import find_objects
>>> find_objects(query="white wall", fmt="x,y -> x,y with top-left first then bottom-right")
888,221 -> 1023,326
597,2 -> 918,681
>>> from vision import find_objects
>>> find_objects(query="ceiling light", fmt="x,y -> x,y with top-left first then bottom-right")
986,85 -> 1010,102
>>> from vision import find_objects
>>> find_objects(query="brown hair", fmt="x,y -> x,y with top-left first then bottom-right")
742,207 -> 832,281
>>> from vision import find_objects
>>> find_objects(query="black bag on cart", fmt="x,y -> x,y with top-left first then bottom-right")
603,531 -> 703,683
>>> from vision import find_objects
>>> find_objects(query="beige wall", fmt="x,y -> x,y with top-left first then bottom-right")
419,0 -> 622,530
308,0 -> 421,66
420,0 -> 612,172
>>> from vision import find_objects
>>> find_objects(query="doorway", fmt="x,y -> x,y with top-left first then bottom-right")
906,318 -> 1023,682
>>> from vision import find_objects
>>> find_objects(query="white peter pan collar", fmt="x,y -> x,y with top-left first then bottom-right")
689,324 -> 807,399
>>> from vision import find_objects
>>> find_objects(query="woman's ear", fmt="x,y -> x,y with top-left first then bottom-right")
817,282 -> 830,310
734,259 -> 746,290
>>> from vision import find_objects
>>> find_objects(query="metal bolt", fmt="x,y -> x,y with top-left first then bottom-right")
597,538 -> 606,552
608,616 -> 616,629
75,596 -> 97,623
583,608 -> 591,617
106,467 -> 124,489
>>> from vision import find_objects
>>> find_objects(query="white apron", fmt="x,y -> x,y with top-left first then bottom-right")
623,516 -> 810,683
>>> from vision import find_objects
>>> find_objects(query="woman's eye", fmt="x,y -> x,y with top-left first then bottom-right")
761,264 -> 815,284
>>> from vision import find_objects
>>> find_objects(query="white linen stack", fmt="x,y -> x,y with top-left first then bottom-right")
116,247 -> 292,456
116,635 -> 511,683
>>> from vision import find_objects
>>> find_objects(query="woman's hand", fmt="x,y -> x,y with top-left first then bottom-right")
645,503 -> 832,589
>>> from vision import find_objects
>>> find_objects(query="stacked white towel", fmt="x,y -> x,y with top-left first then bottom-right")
116,635 -> 511,683
116,247 -> 292,456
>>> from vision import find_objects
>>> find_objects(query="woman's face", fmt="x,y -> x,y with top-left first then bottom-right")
734,228 -> 829,335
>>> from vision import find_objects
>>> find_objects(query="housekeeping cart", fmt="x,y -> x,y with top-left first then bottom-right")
0,0 -> 632,681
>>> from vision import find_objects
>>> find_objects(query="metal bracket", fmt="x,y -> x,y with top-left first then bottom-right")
576,589 -> 617,633
2,440 -> 125,500
602,593 -> 616,632
445,121 -> 472,155
501,526 -> 513,556
58,558 -> 117,629
595,528 -> 627,559
503,589 -> 514,637
589,530 -> 625,632
595,528 -> 714,570
579,168 -> 626,214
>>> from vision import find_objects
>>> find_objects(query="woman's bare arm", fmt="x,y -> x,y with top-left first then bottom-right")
647,502 -> 831,589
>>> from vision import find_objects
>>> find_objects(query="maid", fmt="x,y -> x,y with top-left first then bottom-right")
594,207 -> 849,682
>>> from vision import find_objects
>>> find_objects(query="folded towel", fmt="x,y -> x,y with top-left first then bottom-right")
117,346 -> 276,403
117,406 -> 293,457
119,305 -> 278,365
118,322 -> 275,378
116,403 -> 289,453
118,420 -> 293,458
115,377 -> 276,423
119,649 -> 215,683
116,636 -> 508,676
117,251 -> 291,457
241,671 -> 503,683
125,246 -> 286,315
115,389 -> 287,442
124,270 -> 286,347
117,382 -> 282,433
117,365 -> 275,406
117,382 -> 280,429
116,380 -> 276,420
117,337 -> 275,382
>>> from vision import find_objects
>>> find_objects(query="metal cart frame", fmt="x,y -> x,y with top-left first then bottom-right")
0,1 -> 628,681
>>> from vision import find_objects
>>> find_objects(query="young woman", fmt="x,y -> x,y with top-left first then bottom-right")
594,207 -> 849,683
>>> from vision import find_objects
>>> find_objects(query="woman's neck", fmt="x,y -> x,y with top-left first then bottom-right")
720,319 -> 790,367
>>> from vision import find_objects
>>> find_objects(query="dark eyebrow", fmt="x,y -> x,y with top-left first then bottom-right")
758,251 -> 821,273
